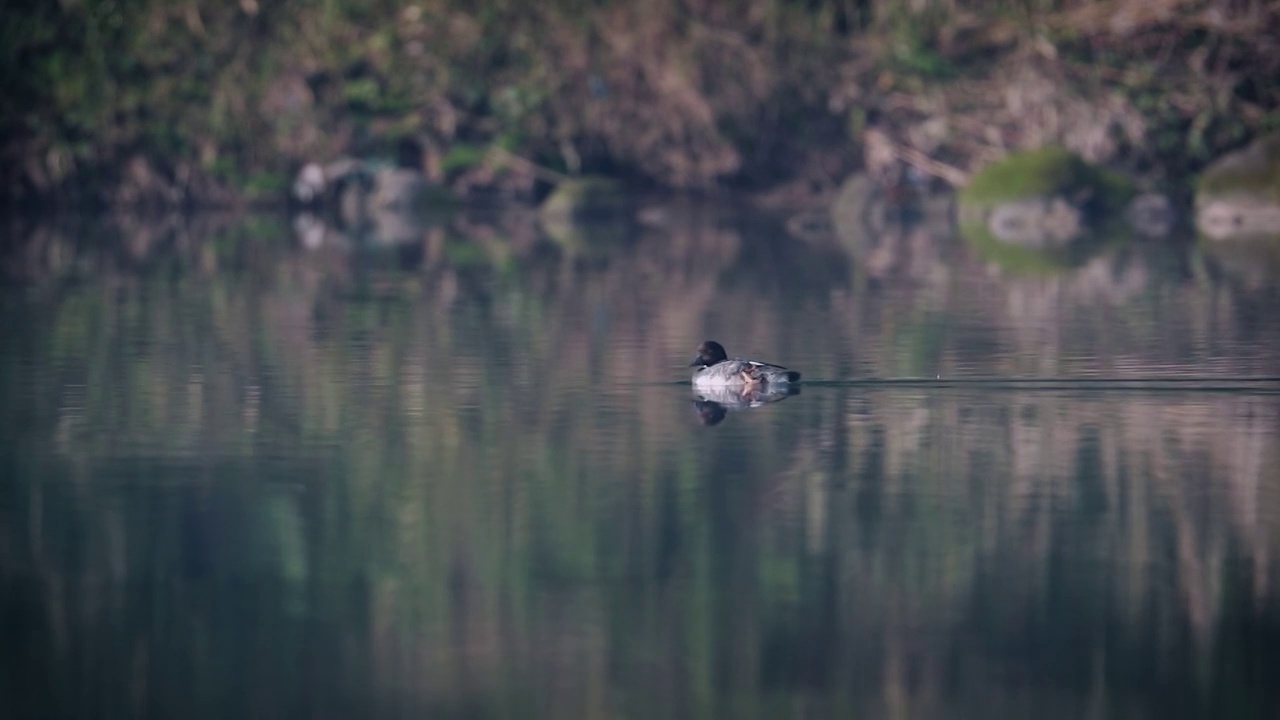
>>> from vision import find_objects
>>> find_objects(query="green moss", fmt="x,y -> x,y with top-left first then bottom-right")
538,180 -> 634,254
343,77 -> 381,113
386,174 -> 458,212
416,184 -> 460,211
961,147 -> 1134,210
959,208 -> 1134,276
243,170 -> 289,198
538,177 -> 628,220
1197,133 -> 1280,200
444,240 -> 489,268
958,218 -> 1077,275
962,148 -> 1079,204
1199,237 -> 1280,283
1094,168 -> 1139,212
441,144 -> 487,174
540,216 -> 632,256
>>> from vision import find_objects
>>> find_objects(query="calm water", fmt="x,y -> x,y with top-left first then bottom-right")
3,202 -> 1280,719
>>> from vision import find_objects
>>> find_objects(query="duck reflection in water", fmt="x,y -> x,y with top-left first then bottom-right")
692,384 -> 801,426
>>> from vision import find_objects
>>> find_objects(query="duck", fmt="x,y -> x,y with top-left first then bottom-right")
692,384 -> 801,426
689,341 -> 802,389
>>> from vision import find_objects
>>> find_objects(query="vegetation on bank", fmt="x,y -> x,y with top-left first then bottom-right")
3,0 -> 1279,208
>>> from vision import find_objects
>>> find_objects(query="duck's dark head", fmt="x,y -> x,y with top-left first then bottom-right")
689,341 -> 728,368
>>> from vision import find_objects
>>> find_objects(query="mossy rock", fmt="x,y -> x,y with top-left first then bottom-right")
537,178 -> 636,254
828,174 -> 876,256
538,177 -> 630,223
1195,133 -> 1280,243
958,148 -> 1136,273
960,147 -> 1134,215
369,168 -> 458,212
1198,133 -> 1280,198
538,212 -> 633,257
1200,238 -> 1280,289
829,172 -> 956,266
961,210 -> 1137,275
960,215 -> 1081,274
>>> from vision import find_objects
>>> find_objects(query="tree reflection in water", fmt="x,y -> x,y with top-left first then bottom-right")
2,206 -> 1278,718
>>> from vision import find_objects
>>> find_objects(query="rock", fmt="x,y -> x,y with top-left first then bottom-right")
1124,193 -> 1174,238
829,173 -> 952,247
538,177 -> 630,223
292,159 -> 455,214
784,208 -> 834,242
826,172 -> 957,281
292,211 -> 328,250
1196,133 -> 1280,243
537,178 -> 636,253
292,163 -> 326,204
1201,240 -> 1280,290
829,174 -> 877,252
957,148 -> 1135,272
369,168 -> 435,211
290,158 -> 457,245
986,196 -> 1084,247
1197,199 -> 1280,242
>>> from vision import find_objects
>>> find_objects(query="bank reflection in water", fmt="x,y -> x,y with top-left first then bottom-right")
2,205 -> 1279,719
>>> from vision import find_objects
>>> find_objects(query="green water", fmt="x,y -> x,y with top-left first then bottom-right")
2,206 -> 1279,719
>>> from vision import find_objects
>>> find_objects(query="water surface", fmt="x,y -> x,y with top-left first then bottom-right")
3,205 -> 1279,718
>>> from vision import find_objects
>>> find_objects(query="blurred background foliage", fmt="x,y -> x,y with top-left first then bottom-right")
2,0 -> 1278,207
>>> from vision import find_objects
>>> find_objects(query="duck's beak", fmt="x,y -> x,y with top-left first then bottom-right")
689,356 -> 703,367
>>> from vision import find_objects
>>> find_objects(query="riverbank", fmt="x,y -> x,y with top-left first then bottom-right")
4,0 -> 1278,210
